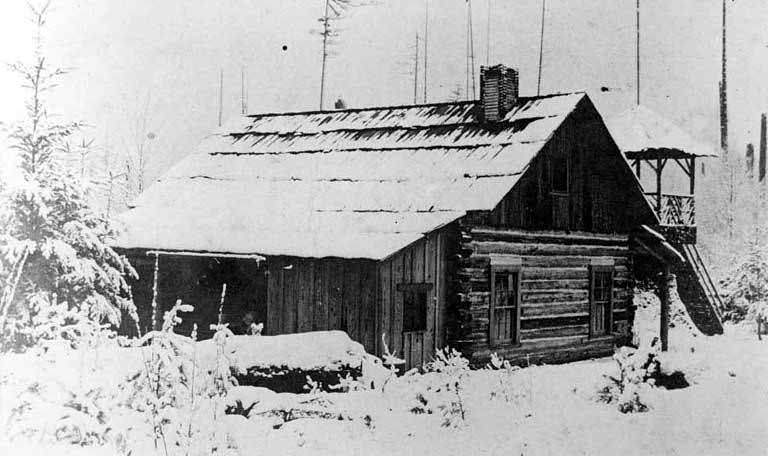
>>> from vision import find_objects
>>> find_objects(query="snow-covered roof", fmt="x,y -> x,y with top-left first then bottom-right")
606,105 -> 718,158
115,93 -> 588,259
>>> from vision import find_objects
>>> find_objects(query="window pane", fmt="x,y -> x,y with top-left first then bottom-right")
551,156 -> 568,192
494,272 -> 510,307
591,270 -> 612,336
491,271 -> 518,344
595,271 -> 612,302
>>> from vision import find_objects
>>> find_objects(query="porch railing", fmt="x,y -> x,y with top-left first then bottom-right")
645,193 -> 695,226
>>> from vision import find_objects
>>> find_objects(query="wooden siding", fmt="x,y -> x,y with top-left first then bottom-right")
453,227 -> 634,365
377,228 -> 453,370
264,257 -> 378,354
477,98 -> 657,233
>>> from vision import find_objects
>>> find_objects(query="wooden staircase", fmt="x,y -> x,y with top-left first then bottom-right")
673,244 -> 724,335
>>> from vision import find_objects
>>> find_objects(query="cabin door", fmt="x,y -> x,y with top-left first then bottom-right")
399,283 -> 433,370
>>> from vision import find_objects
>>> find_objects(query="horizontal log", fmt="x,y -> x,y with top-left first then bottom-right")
469,334 -> 618,366
521,279 -> 589,290
520,311 -> 589,321
525,335 -> 611,350
460,256 -> 491,268
521,324 -> 589,339
521,267 -> 587,280
520,299 -> 589,318
522,289 -> 588,304
521,314 -> 589,330
521,256 -> 629,268
466,241 -> 629,258
468,228 -> 630,246
462,262 -> 630,277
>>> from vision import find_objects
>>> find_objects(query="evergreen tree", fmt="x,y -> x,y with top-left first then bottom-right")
0,1 -> 137,350
720,242 -> 768,337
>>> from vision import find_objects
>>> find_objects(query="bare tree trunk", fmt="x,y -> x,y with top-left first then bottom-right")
0,246 -> 30,332
319,0 -> 330,110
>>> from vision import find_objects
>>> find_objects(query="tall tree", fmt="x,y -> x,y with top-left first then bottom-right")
315,0 -> 357,110
0,1 -> 136,350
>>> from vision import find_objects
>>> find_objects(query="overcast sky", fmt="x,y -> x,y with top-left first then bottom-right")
1,0 -> 767,184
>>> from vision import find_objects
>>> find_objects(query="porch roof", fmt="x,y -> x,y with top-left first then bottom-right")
607,105 -> 719,160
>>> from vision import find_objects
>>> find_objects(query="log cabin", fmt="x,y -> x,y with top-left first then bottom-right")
114,64 -> 720,369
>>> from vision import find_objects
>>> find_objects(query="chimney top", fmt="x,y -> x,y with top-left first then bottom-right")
479,64 -> 519,123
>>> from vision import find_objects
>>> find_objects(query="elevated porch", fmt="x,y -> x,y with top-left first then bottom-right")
627,149 -> 698,244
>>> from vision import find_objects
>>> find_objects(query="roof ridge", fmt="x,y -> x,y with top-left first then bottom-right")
242,92 -> 585,119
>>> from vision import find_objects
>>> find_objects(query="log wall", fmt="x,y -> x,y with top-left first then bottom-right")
453,226 -> 634,365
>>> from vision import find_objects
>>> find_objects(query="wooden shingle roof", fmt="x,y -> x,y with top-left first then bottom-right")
115,92 -> 589,259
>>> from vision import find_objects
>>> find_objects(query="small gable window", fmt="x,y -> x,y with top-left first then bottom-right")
550,155 -> 569,193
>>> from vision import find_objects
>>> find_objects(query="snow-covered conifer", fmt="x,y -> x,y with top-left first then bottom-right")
0,1 -> 137,350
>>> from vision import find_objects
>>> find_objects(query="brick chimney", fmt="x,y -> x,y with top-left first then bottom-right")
479,64 -> 519,123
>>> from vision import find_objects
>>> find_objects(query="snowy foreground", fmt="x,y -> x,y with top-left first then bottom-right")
1,295 -> 767,456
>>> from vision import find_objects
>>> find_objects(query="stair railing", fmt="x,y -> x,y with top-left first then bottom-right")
684,244 -> 724,322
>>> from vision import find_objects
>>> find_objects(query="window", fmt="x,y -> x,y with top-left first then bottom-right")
489,266 -> 521,346
399,283 -> 432,332
550,155 -> 569,193
590,266 -> 614,337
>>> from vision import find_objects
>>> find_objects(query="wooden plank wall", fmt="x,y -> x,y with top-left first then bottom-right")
377,230 -> 450,369
265,257 -> 378,354
482,102 -> 657,233
455,227 -> 633,365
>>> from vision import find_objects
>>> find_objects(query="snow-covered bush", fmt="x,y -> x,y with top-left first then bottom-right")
0,332 -> 136,452
5,379 -> 128,449
377,333 -> 404,392
123,301 -> 195,452
122,299 -> 238,455
486,353 -> 524,404
413,348 -> 470,427
720,243 -> 768,335
599,338 -> 661,413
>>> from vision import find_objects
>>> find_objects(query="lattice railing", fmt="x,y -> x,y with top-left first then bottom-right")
650,194 -> 695,226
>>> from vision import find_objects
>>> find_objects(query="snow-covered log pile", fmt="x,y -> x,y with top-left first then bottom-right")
197,330 -> 368,393
224,386 -> 356,428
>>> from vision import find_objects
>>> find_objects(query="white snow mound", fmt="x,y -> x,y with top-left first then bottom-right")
198,330 -> 367,372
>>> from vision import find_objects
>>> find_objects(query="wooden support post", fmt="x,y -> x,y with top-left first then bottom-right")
659,265 -> 671,352
634,159 -> 641,178
656,157 -> 663,214
151,252 -> 160,332
689,157 -> 696,195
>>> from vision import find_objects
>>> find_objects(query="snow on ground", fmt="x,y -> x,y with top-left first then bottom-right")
2,292 -> 768,456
